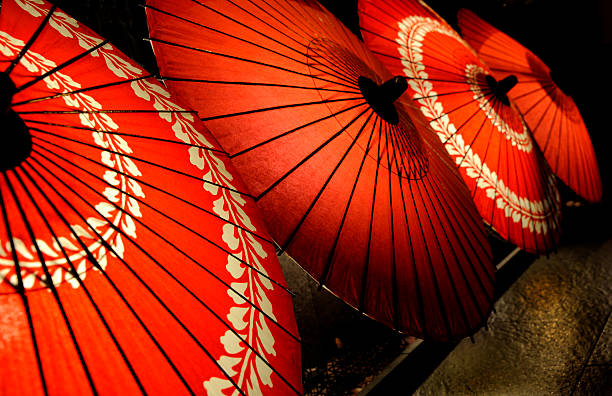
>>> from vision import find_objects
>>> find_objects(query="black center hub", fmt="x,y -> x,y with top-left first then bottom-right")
1,72 -> 31,172
358,75 -> 408,125
485,74 -> 518,107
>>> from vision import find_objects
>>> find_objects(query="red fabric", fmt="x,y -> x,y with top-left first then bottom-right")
458,8 -> 602,203
0,1 -> 301,395
147,0 -> 495,341
358,0 -> 562,254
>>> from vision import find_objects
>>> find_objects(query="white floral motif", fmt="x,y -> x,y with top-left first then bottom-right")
395,16 -> 559,234
464,64 -> 532,152
0,28 -> 142,288
15,1 -> 281,392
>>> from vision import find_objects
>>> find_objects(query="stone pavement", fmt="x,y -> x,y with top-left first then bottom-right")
412,237 -> 612,395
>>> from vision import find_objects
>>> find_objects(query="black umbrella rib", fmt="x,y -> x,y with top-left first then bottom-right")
360,7 -> 474,75
402,167 -> 454,339
30,146 -> 301,343
387,128 -> 427,335
442,90 -> 497,170
22,119 -> 228,155
422,160 -> 494,284
25,157 -> 251,396
15,164 -> 149,396
520,82 -> 556,119
188,0 -> 363,88
20,160 -> 198,396
0,181 -> 48,396
12,75 -> 153,107
358,17 -> 475,81
413,165 -> 482,332
145,4 -> 308,68
16,40 -> 109,93
26,153 -> 301,396
28,128 -> 248,196
438,90 -> 496,147
254,106 -> 372,202
279,110 -> 375,253
509,119 -> 544,253
366,48 -> 483,86
411,86 -> 490,102
230,101 -> 366,158
144,37 -> 358,91
18,109 -> 194,115
358,116 -> 385,313
528,93 -> 558,153
188,0 -> 308,56
4,171 -> 99,396
510,81 -> 554,102
319,115 -> 381,289
471,50 -> 536,74
383,122 -> 400,329
30,139 -> 287,294
201,96 -> 362,122
158,76 -> 360,95
24,131 -> 272,247
487,67 -> 548,79
5,4 -> 57,75
25,152 -> 299,394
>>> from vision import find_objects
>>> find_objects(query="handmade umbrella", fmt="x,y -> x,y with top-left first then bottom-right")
146,0 -> 495,341
0,0 -> 301,394
358,0 -> 562,254
457,9 -> 602,203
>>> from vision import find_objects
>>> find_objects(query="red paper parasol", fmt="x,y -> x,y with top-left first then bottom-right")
0,0 -> 301,394
146,0 -> 495,341
358,0 -> 562,254
457,8 -> 602,203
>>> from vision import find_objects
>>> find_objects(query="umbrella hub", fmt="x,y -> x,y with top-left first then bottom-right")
358,75 -> 408,125
485,74 -> 517,106
1,72 -> 32,172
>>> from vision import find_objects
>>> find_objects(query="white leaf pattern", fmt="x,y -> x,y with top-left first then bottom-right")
395,16 -> 560,234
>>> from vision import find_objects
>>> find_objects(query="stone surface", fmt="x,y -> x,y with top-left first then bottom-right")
413,238 -> 612,396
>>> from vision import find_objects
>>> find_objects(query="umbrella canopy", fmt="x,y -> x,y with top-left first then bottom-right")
146,0 -> 495,341
457,8 -> 602,203
358,0 -> 562,254
0,0 -> 301,394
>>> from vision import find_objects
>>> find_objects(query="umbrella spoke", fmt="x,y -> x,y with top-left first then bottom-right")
16,40 -> 110,93
29,147 -> 301,343
319,115 -> 381,288
22,119 -> 228,154
25,134 -> 270,245
279,109 -> 376,252
158,76 -> 361,94
3,171 -> 99,396
230,101 -> 367,158
145,37 -> 359,91
12,76 -> 154,107
4,4 -> 57,75
20,159 -> 200,396
201,96 -> 363,122
358,114 -> 385,312
28,128 -> 248,196
29,140 -> 287,293
254,106 -> 372,202
14,164 -> 149,396
0,179 -> 49,396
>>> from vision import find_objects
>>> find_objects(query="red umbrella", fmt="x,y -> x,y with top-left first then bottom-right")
146,0 -> 495,341
358,0 -> 562,254
457,8 -> 602,203
0,0 -> 301,394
